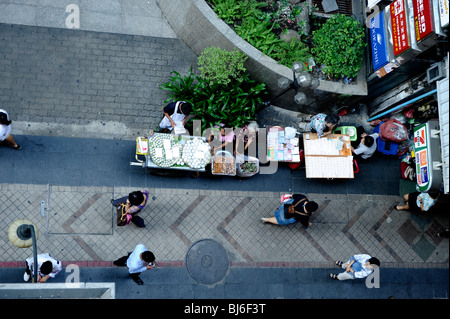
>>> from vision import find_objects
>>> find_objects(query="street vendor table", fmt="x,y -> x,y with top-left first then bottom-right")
266,126 -> 301,162
130,132 -> 209,172
303,133 -> 354,179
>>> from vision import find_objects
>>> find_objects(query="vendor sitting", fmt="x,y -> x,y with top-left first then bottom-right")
351,126 -> 379,160
159,101 -> 192,133
235,121 -> 259,156
310,113 -> 339,138
208,123 -> 235,155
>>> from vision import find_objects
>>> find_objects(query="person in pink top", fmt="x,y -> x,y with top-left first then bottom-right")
111,190 -> 149,228
208,123 -> 235,155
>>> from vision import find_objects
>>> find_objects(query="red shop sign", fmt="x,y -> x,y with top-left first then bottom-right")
412,0 -> 434,41
390,0 -> 410,56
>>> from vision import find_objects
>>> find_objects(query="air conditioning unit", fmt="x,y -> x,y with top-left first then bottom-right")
427,62 -> 445,84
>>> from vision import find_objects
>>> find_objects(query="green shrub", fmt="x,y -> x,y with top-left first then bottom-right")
198,46 -> 247,86
312,14 -> 366,78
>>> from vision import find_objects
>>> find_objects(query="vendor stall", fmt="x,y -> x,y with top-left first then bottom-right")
303,133 -> 354,179
131,131 -> 260,178
130,132 -> 211,172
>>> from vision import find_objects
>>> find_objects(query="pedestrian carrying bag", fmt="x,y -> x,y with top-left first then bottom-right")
116,203 -> 132,226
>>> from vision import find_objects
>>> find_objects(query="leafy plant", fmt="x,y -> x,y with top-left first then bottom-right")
312,14 -> 366,78
272,38 -> 311,68
159,65 -> 268,132
211,1 -> 311,68
234,16 -> 285,57
158,67 -> 200,103
198,46 -> 247,86
209,0 -> 267,24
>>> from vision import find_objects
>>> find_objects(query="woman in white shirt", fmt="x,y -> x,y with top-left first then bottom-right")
0,109 -> 21,150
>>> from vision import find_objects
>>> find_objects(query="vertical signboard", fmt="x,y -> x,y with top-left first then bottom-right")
414,123 -> 430,190
414,121 -> 443,192
412,0 -> 434,41
438,0 -> 449,27
390,0 -> 411,56
370,11 -> 390,70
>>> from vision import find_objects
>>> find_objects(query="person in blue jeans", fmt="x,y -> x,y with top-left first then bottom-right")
261,194 -> 318,227
330,254 -> 380,280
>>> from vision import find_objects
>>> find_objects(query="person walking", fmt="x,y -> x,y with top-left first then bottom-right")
111,190 -> 149,228
113,244 -> 156,285
0,109 -> 21,150
330,254 -> 380,281
261,193 -> 318,227
23,253 -> 62,283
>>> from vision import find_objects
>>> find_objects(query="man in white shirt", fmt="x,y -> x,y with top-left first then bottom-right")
114,244 -> 156,285
352,132 -> 379,160
24,253 -> 62,283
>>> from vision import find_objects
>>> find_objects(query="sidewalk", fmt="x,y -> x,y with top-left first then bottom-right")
0,135 -> 449,300
0,0 -> 448,300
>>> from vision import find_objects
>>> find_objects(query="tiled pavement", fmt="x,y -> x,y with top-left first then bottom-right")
1,183 -> 448,266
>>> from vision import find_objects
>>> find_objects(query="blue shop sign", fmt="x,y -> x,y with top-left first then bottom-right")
370,11 -> 389,70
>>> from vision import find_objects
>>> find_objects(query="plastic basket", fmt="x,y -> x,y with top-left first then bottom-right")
211,150 -> 236,176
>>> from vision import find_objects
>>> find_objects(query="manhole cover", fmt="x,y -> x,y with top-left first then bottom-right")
185,239 -> 229,285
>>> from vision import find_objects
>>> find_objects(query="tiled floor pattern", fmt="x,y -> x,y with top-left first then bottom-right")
1,184 -> 448,267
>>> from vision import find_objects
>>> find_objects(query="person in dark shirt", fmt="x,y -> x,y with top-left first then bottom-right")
159,101 -> 192,132
262,194 -> 318,227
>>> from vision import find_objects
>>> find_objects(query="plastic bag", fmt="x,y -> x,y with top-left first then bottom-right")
379,119 -> 408,142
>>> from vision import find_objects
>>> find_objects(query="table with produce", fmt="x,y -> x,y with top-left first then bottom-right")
131,132 -> 211,172
131,132 -> 260,178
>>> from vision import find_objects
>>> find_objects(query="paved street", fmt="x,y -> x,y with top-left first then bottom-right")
0,0 -> 448,304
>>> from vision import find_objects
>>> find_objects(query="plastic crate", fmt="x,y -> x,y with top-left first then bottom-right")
374,124 -> 398,155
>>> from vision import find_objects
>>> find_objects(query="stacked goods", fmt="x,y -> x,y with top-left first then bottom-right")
182,138 -> 211,169
212,152 -> 236,176
149,134 -> 182,167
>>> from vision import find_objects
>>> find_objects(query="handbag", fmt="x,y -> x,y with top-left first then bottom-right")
116,203 -> 132,226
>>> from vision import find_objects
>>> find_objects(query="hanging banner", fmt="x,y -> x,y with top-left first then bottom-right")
412,0 -> 434,41
370,11 -> 390,70
390,0 -> 411,56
